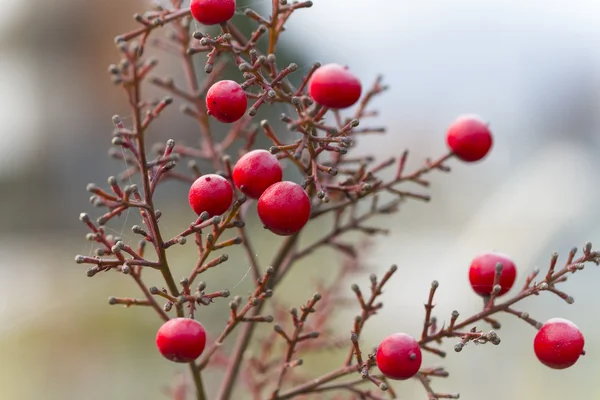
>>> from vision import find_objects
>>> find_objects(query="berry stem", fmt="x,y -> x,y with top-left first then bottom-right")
420,250 -> 600,347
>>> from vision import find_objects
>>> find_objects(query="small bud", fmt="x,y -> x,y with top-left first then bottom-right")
454,343 -> 464,352
539,282 -> 549,290
492,284 -> 502,294
124,184 -> 138,195
149,286 -> 159,295
431,280 -> 439,289
351,284 -> 360,293
288,63 -> 298,72
452,310 -> 460,318
379,383 -> 388,391
108,297 -> 118,305
177,237 -> 187,245
79,213 -> 90,223
495,262 -> 504,273
75,255 -> 85,264
200,211 -> 210,221
121,264 -> 131,274
221,289 -> 230,298
313,293 -> 322,301
566,296 -> 575,304
107,176 -> 118,186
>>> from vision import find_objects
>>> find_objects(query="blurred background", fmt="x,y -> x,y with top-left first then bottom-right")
1,0 -> 600,399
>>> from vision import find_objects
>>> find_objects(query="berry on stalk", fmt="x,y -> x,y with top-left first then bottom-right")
156,318 -> 207,363
206,80 -> 248,123
534,318 -> 585,369
308,63 -> 362,109
376,333 -> 422,380
232,149 -> 283,199
257,181 -> 310,236
189,174 -> 233,217
446,115 -> 493,162
190,0 -> 236,26
468,252 -> 517,297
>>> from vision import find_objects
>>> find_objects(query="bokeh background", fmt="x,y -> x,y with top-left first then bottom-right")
1,0 -> 600,399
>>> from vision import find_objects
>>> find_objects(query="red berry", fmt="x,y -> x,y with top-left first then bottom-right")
534,318 -> 585,369
376,333 -> 422,380
308,63 -> 362,109
257,181 -> 310,236
206,80 -> 247,123
156,318 -> 207,363
190,0 -> 236,26
188,174 -> 233,217
468,252 -> 517,297
445,115 -> 493,162
232,150 -> 283,199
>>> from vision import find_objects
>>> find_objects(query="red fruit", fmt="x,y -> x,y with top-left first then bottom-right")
308,63 -> 362,109
206,80 -> 247,123
188,174 -> 233,217
257,181 -> 310,236
232,150 -> 283,199
190,0 -> 236,26
445,115 -> 493,162
376,333 -> 422,380
156,318 -> 207,363
534,318 -> 585,369
468,252 -> 517,297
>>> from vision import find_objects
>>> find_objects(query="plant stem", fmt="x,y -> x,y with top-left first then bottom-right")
189,362 -> 207,400
215,233 -> 300,400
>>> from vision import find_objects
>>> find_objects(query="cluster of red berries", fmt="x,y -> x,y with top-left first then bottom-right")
188,150 -> 310,236
375,252 -> 585,381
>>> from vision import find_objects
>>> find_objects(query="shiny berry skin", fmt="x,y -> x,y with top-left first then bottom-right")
376,333 -> 422,380
308,63 -> 362,109
468,252 -> 517,297
445,115 -> 493,162
188,174 -> 233,217
232,150 -> 282,199
206,80 -> 247,123
156,318 -> 207,363
190,0 -> 236,26
534,318 -> 585,369
257,181 -> 310,236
